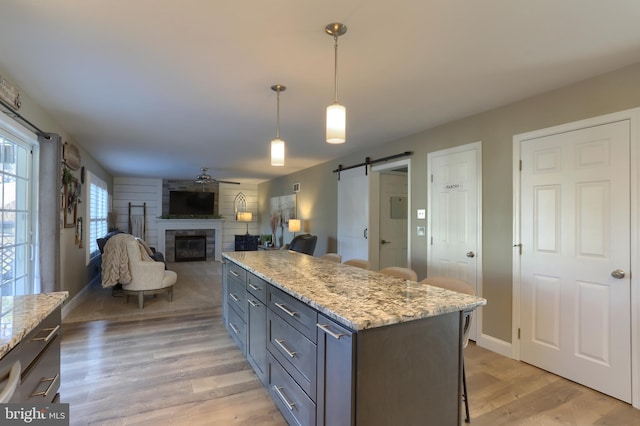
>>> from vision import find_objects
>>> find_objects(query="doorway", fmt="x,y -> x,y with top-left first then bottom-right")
427,142 -> 482,341
513,108 -> 640,406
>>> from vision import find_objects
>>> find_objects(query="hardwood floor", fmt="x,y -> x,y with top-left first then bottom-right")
60,261 -> 640,425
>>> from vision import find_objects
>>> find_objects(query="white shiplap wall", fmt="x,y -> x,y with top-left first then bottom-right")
219,183 -> 258,252
112,177 -> 163,248
112,178 -> 258,255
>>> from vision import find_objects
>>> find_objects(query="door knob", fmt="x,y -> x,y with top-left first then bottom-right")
611,269 -> 625,279
466,251 -> 475,258
381,240 -> 391,245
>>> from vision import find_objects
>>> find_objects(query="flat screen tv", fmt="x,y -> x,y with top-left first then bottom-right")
169,191 -> 215,215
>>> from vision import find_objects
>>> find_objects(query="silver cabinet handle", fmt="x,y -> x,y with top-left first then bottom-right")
248,299 -> 260,307
611,269 -> 626,279
248,283 -> 261,291
317,323 -> 345,340
32,325 -> 60,343
229,293 -> 240,302
229,270 -> 239,277
273,385 -> 296,411
274,339 -> 297,358
31,373 -> 59,398
466,251 -> 475,258
229,322 -> 240,334
275,302 -> 297,317
0,361 -> 21,403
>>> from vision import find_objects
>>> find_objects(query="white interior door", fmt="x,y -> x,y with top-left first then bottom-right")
428,142 -> 481,340
337,168 -> 369,261
379,172 -> 408,269
518,120 -> 631,402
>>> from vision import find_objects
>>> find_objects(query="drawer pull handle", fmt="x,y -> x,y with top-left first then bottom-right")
230,293 -> 241,303
31,373 -> 59,398
0,361 -> 21,403
229,322 -> 240,334
275,302 -> 297,317
32,325 -> 61,343
275,339 -> 297,358
248,300 -> 260,307
248,283 -> 261,291
229,270 -> 240,278
317,323 -> 345,340
273,385 -> 296,411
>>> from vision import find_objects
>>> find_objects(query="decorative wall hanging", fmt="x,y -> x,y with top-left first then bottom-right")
64,177 -> 79,228
62,142 -> 81,170
270,194 -> 296,247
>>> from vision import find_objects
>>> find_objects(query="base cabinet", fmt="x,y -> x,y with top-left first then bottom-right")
0,306 -> 62,403
223,260 -> 463,426
316,314 -> 354,426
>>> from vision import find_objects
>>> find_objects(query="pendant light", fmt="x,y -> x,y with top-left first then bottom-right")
325,23 -> 347,144
270,84 -> 286,166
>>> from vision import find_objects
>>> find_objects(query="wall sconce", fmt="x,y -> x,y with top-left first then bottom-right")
237,211 -> 253,234
288,218 -> 301,237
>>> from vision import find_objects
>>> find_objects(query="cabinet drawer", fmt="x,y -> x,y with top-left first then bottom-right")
268,286 -> 317,342
21,336 -> 60,403
227,262 -> 247,286
268,310 -> 316,400
228,276 -> 247,318
269,354 -> 316,426
247,272 -> 267,303
227,306 -> 247,354
20,308 -> 61,374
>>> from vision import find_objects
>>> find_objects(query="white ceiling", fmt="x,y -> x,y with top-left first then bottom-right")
1,1 -> 640,183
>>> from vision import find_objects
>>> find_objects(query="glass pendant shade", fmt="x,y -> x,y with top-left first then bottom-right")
326,102 -> 346,144
271,138 -> 285,166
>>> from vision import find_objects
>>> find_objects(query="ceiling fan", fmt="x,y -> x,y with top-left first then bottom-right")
194,167 -> 240,185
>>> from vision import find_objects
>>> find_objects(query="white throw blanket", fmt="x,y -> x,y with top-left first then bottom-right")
101,233 -> 153,287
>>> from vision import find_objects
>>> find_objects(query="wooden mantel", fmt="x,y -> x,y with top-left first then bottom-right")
157,219 -> 225,262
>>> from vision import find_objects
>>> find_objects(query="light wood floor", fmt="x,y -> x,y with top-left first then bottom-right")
61,262 -> 640,425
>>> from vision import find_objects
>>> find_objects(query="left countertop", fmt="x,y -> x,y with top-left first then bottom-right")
0,292 -> 69,359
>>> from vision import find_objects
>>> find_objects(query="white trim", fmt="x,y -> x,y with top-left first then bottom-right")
512,107 -> 640,408
371,158 -> 412,270
61,276 -> 94,320
476,333 -> 512,358
426,141 -> 483,341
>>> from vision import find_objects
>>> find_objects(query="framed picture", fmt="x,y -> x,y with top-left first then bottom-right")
64,178 -> 78,228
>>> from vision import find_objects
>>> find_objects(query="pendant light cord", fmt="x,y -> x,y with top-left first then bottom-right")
333,35 -> 339,103
276,88 -> 281,139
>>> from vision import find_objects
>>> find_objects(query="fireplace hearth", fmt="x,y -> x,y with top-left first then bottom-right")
175,235 -> 207,262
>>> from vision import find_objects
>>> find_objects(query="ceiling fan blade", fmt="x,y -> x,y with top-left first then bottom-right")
215,179 -> 241,185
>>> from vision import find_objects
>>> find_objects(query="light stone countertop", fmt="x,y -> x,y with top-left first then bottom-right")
223,251 -> 486,331
0,292 -> 69,358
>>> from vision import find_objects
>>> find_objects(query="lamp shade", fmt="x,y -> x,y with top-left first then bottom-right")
236,211 -> 252,222
288,218 -> 301,233
271,138 -> 285,166
326,103 -> 346,143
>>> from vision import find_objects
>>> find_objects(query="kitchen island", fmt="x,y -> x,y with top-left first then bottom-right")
222,251 -> 486,425
0,292 -> 68,403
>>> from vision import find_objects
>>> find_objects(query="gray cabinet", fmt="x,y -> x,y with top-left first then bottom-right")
224,261 -> 247,354
316,314 -> 354,426
247,272 -> 268,385
0,306 -> 62,403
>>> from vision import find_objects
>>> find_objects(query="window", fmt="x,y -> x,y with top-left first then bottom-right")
0,129 -> 36,295
88,172 -> 108,261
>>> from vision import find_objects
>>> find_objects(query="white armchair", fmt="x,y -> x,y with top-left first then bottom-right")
122,238 -> 177,309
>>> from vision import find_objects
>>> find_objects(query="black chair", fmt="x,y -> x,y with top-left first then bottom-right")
287,234 -> 317,256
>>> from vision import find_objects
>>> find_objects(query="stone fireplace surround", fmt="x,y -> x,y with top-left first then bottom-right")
157,219 -> 224,262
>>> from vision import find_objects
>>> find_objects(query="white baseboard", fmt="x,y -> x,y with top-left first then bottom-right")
476,333 -> 513,359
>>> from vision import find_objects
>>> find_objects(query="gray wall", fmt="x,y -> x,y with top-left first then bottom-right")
259,61 -> 640,343
0,66 -> 112,300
